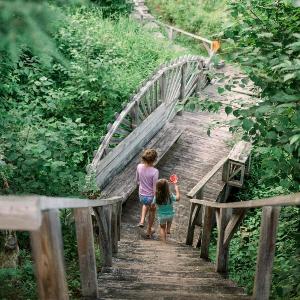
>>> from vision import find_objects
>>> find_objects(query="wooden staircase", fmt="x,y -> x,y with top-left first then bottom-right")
98,238 -> 250,300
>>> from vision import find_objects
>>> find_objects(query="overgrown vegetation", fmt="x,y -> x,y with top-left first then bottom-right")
146,0 -> 228,38
0,1 -> 185,298
0,3 -> 185,197
215,1 -> 300,298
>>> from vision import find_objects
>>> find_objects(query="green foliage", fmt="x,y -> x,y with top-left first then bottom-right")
228,158 -> 300,299
0,250 -> 37,300
222,0 -> 300,189
0,6 -> 184,196
92,0 -> 133,18
146,0 -> 228,38
209,157 -> 300,299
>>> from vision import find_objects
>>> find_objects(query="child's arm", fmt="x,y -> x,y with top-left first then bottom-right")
152,170 -> 159,195
174,184 -> 180,201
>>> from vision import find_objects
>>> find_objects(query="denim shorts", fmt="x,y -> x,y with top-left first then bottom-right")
139,195 -> 153,206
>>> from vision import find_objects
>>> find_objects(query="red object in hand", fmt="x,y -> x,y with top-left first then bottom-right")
169,174 -> 178,184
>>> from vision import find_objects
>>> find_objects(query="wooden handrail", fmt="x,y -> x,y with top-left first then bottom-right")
191,192 -> 300,208
190,192 -> 300,300
40,196 -> 122,210
0,194 -> 123,299
187,156 -> 228,198
91,55 -> 207,189
153,20 -> 213,45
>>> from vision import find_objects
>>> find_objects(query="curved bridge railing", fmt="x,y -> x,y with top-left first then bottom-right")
91,55 -> 208,189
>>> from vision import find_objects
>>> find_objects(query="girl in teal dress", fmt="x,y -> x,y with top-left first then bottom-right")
152,179 -> 180,242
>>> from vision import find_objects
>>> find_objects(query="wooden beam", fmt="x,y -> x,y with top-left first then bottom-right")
0,196 -> 41,231
111,203 -> 119,254
74,208 -> 98,298
223,208 -> 247,248
200,206 -> 214,259
30,210 -> 69,300
253,206 -> 281,300
186,203 -> 196,245
40,196 -> 122,210
187,156 -> 228,198
93,205 -> 113,267
190,192 -> 300,209
216,208 -> 230,274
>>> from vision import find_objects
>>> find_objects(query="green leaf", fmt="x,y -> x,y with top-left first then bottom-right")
218,87 -> 225,94
242,119 -> 254,131
225,106 -> 233,115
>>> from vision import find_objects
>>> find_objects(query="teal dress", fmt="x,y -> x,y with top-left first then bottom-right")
153,194 -> 176,223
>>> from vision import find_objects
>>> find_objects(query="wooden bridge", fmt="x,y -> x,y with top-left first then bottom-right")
1,53 -> 300,300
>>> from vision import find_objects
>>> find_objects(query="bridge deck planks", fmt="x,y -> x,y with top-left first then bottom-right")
96,107 -> 250,299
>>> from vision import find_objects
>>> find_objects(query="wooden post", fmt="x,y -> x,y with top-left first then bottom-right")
195,61 -> 203,97
30,210 -> 69,300
179,63 -> 187,101
111,203 -> 118,254
200,206 -> 214,259
186,203 -> 196,245
93,205 -> 113,267
117,200 -> 122,241
74,208 -> 98,298
168,28 -> 174,40
159,73 -> 167,102
216,208 -> 230,274
253,206 -> 281,300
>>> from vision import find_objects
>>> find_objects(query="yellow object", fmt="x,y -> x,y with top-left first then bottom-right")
211,40 -> 221,52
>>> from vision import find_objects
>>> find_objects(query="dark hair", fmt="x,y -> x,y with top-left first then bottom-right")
141,149 -> 157,164
155,179 -> 171,205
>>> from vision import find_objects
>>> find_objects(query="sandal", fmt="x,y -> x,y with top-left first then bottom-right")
137,223 -> 144,228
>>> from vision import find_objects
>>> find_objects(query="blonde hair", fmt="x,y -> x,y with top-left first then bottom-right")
141,149 -> 157,165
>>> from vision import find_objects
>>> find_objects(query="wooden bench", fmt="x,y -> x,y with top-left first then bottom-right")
100,122 -> 183,200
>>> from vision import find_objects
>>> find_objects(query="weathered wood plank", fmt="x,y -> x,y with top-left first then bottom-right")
200,206 -> 214,259
190,192 -> 300,209
30,210 -> 69,300
216,208 -> 230,274
228,141 -> 251,164
100,123 -> 183,199
40,196 -> 122,210
187,156 -> 228,198
111,203 -> 119,254
223,208 -> 247,247
0,196 -> 41,231
95,102 -> 179,189
93,205 -> 113,267
253,206 -> 281,300
74,208 -> 98,298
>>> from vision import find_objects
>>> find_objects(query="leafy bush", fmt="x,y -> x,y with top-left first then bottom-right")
223,0 -> 300,189
0,6 -> 185,196
146,0 -> 228,38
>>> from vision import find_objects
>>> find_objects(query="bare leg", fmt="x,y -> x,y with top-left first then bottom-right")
147,205 -> 156,236
140,205 -> 149,225
160,224 -> 167,242
166,220 -> 172,234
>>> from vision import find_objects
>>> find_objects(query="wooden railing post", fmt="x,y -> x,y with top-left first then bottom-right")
74,208 -> 98,298
159,72 -> 167,102
215,208 -> 230,274
93,205 -> 113,267
30,209 -> 69,300
117,200 -> 122,241
179,62 -> 187,101
111,203 -> 119,254
200,206 -> 214,259
253,206 -> 281,300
